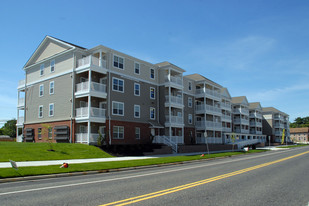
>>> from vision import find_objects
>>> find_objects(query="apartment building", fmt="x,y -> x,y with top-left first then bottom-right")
262,107 -> 290,143
17,36 -> 285,151
290,127 -> 309,143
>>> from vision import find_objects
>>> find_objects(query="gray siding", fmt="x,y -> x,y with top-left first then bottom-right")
25,73 -> 73,124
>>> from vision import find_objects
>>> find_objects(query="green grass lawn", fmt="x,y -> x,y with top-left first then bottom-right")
0,150 -> 265,178
0,142 -> 113,162
278,144 -> 309,148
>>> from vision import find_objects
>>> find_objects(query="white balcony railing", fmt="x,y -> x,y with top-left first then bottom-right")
76,107 -> 106,119
233,108 -> 249,115
195,104 -> 221,114
165,95 -> 183,105
196,120 -> 222,129
196,136 -> 222,144
76,55 -> 107,69
18,98 -> 25,107
234,118 -> 249,125
221,102 -> 231,110
165,76 -> 183,86
76,81 -> 107,94
17,116 -> 24,125
18,79 -> 25,89
196,88 -> 221,99
221,115 -> 232,121
165,115 -> 183,124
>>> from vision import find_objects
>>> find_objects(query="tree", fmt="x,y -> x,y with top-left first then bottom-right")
290,116 -> 309,128
1,119 -> 17,137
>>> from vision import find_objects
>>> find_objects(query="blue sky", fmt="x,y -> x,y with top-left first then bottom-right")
0,0 -> 308,123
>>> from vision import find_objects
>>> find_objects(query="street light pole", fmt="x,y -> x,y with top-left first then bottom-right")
205,131 -> 209,155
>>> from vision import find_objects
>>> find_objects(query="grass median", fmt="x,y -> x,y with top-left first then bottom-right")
0,150 -> 264,179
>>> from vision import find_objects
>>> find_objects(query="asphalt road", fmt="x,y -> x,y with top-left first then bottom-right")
1,147 -> 308,206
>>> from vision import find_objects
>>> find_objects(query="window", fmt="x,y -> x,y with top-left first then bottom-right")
188,82 -> 192,91
49,81 -> 54,94
49,103 -> 54,117
113,55 -> 124,69
134,83 -> 140,96
135,127 -> 140,139
38,128 -> 42,140
38,105 -> 43,118
188,97 -> 192,108
113,126 -> 124,139
134,105 -> 140,118
112,101 -> 124,116
150,68 -> 155,79
112,78 -> 124,92
150,107 -> 155,120
134,62 -> 140,74
150,87 -> 155,99
48,127 -> 52,139
39,84 -> 44,97
50,60 -> 55,73
188,114 -> 193,124
40,64 -> 44,76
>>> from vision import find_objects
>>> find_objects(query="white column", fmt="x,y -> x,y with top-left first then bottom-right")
87,121 -> 91,144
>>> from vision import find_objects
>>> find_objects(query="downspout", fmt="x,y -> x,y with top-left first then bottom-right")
108,51 -> 112,145
70,51 -> 75,143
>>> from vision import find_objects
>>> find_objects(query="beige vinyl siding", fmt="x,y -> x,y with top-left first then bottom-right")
25,73 -> 73,124
26,52 -> 74,84
35,40 -> 70,63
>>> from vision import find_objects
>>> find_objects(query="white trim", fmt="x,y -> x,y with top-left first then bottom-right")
134,62 -> 140,75
112,77 -> 124,93
113,126 -> 124,139
50,59 -> 55,73
134,104 -> 140,118
134,83 -> 140,96
188,97 -> 192,108
113,54 -> 125,70
110,70 -> 157,87
188,81 -> 192,91
188,114 -> 193,124
150,68 -> 155,80
38,105 -> 43,118
39,84 -> 44,97
135,127 -> 140,139
40,64 -> 45,76
112,101 -> 124,116
49,81 -> 54,95
49,103 -> 54,117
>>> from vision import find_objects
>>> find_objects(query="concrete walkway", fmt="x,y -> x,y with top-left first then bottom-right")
0,146 -> 287,169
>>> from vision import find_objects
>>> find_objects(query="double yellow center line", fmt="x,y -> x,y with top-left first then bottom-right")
100,151 -> 309,206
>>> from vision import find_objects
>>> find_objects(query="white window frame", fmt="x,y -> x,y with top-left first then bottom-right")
48,127 -> 53,139
112,101 -> 124,116
134,83 -> 140,96
150,107 -> 155,120
38,105 -> 43,118
150,68 -> 155,79
49,103 -> 54,117
188,97 -> 192,108
135,127 -> 140,139
39,84 -> 44,97
150,87 -> 155,99
38,128 -> 42,140
134,105 -> 140,118
113,55 -> 124,69
50,60 -> 55,73
188,81 -> 192,91
112,77 -> 124,93
49,81 -> 54,95
134,62 -> 140,75
113,126 -> 124,139
188,114 -> 193,124
40,64 -> 44,76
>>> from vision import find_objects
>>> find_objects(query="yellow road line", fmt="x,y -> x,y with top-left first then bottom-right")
100,151 -> 309,206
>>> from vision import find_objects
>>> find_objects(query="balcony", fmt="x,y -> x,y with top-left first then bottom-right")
16,116 -> 24,126
17,79 -> 25,90
165,95 -> 184,108
75,133 -> 100,144
221,102 -> 231,111
196,136 -> 222,144
249,112 -> 262,119
222,127 -> 232,132
250,121 -> 262,127
165,76 -> 183,89
233,108 -> 249,115
233,118 -> 249,125
221,115 -> 232,122
196,88 -> 221,100
76,55 -> 107,74
165,115 -> 184,127
234,128 -> 249,134
274,123 -> 285,128
275,131 -> 283,136
17,98 -> 25,108
75,81 -> 107,98
274,115 -> 285,121
195,104 -> 221,115
195,120 -> 222,130
76,107 -> 106,123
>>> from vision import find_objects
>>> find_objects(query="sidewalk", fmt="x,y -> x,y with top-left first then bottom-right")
0,146 -> 286,169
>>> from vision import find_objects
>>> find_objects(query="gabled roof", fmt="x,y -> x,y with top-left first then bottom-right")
24,35 -> 85,69
262,107 -> 288,116
231,96 -> 249,105
249,102 -> 262,110
185,73 -> 222,88
221,87 -> 231,99
155,61 -> 186,72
